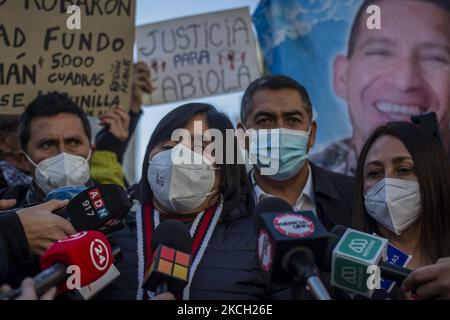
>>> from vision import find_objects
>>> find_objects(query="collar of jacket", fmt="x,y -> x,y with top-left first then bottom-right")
309,162 -> 354,230
309,162 -> 341,200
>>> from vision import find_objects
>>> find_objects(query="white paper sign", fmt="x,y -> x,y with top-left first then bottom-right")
136,7 -> 261,105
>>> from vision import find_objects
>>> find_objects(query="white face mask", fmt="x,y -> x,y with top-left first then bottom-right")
26,151 -> 91,195
364,178 -> 421,235
147,144 -> 218,213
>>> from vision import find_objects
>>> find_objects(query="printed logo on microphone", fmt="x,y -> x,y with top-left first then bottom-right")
333,257 -> 372,294
338,230 -> 386,262
90,239 -> 110,271
273,213 -> 315,238
349,239 -> 369,254
86,188 -> 110,219
341,266 -> 357,285
257,229 -> 273,272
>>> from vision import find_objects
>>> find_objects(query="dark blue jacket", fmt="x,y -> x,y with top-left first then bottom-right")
99,204 -> 270,300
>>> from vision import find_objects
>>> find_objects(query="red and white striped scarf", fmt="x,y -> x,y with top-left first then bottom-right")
136,200 -> 223,300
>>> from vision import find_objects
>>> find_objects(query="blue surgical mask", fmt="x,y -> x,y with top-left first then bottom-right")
249,128 -> 310,181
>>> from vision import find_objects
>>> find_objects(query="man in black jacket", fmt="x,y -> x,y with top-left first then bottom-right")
238,75 -> 354,230
237,75 -> 355,300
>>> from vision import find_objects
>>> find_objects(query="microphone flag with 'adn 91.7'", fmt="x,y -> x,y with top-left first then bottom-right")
64,184 -> 131,233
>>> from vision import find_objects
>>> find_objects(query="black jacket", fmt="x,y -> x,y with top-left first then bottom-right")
251,162 -> 354,230
309,162 -> 354,230
0,210 -> 31,285
99,206 -> 271,300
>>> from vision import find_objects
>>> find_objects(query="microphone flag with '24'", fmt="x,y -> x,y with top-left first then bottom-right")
254,197 -> 331,300
0,231 -> 118,300
64,184 -> 132,233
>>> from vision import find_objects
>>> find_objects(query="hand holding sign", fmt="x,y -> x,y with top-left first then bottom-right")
99,106 -> 130,142
131,62 -> 154,111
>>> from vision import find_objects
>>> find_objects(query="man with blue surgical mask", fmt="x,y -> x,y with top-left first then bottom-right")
238,75 -> 354,230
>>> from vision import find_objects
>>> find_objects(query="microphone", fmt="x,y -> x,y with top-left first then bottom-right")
254,197 -> 331,300
63,184 -> 132,234
46,186 -> 88,202
16,186 -> 87,217
45,186 -> 88,219
323,225 -> 412,297
143,220 -> 193,298
0,231 -> 119,300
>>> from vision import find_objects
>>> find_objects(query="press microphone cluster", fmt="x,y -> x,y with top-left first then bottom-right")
253,197 -> 331,300
143,220 -> 193,298
253,197 -> 414,300
0,231 -> 122,300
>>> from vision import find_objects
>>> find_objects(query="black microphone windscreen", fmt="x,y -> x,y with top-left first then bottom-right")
254,197 -> 294,216
65,184 -> 131,231
151,220 -> 193,253
321,226 -> 348,272
330,225 -> 347,239
322,233 -> 340,272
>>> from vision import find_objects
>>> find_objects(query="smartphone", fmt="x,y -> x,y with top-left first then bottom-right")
411,112 -> 444,148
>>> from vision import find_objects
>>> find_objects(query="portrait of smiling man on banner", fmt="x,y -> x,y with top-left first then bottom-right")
312,0 -> 450,175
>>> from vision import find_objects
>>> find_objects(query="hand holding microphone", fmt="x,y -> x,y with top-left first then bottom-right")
0,199 -> 17,210
17,200 -> 76,255
0,230 -> 119,300
0,278 -> 56,300
401,257 -> 450,300
13,184 -> 129,258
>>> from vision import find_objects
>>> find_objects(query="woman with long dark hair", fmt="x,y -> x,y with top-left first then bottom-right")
99,102 -> 269,300
353,121 -> 450,299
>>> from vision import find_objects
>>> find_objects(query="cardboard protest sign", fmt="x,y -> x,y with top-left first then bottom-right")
136,7 -> 261,105
0,0 -> 135,116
